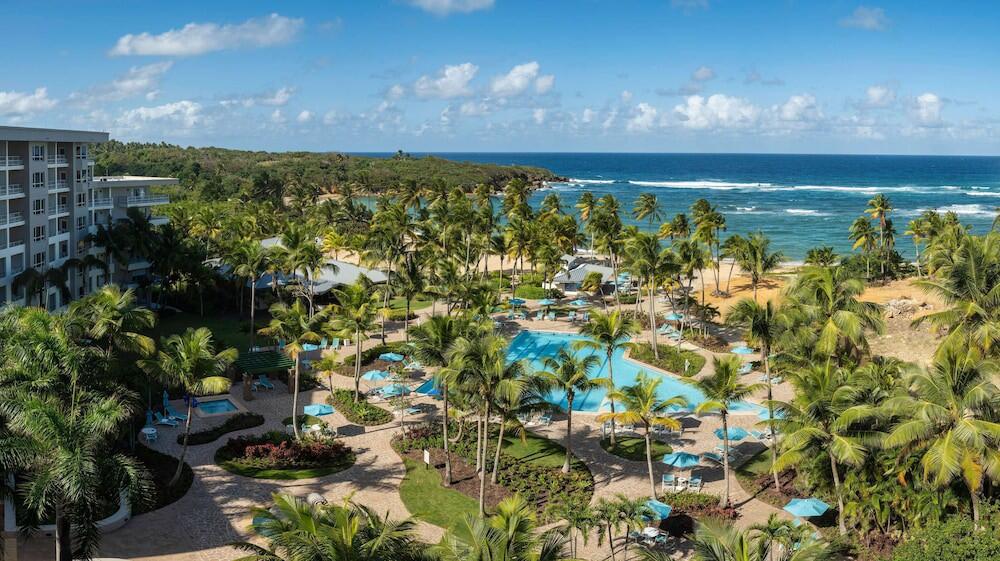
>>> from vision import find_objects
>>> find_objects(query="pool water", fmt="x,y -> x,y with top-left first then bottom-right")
507,330 -> 761,414
198,399 -> 238,414
415,378 -> 440,396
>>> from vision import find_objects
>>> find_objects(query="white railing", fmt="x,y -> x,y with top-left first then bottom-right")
47,179 -> 68,191
0,156 -> 23,167
48,204 -> 69,216
125,195 -> 170,206
0,212 -> 25,226
0,184 -> 24,198
47,155 -> 68,165
0,239 -> 25,251
90,197 -> 113,208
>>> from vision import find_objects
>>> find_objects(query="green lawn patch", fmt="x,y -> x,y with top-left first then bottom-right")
179,412 -> 264,445
389,296 -> 433,311
150,311 -> 262,352
502,431 -> 585,470
218,461 -> 352,480
630,343 -> 706,376
329,388 -> 392,425
600,436 -> 672,462
399,457 -> 478,529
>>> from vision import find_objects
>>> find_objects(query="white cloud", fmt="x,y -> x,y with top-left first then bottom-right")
71,62 -> 174,107
110,14 -> 303,56
386,84 -> 406,100
296,110 -> 313,123
692,66 -> 715,82
533,108 -> 546,124
414,63 -> 478,98
602,108 -> 618,130
490,62 -> 555,97
117,100 -> 203,131
627,103 -> 659,132
865,84 -> 896,108
914,92 -> 942,125
270,109 -> 285,124
460,100 -> 490,116
839,6 -> 889,31
406,0 -> 494,16
0,87 -> 57,116
581,108 -> 596,124
221,87 -> 295,108
323,110 -> 341,126
621,90 -> 633,103
777,94 -> 821,122
674,94 -> 760,129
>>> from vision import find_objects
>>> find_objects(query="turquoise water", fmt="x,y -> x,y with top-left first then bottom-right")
198,399 -> 238,414
507,330 -> 760,414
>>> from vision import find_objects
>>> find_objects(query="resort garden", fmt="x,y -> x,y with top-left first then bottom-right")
2,174 -> 1000,561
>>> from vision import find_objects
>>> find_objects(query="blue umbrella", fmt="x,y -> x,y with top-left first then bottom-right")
664,312 -> 684,321
662,451 -> 702,468
714,427 -> 749,441
731,346 -> 754,355
570,299 -> 589,307
758,408 -> 786,421
509,298 -> 526,306
538,298 -> 556,306
379,352 -> 405,362
382,383 -> 411,397
784,498 -> 830,518
645,499 -> 672,519
362,369 -> 390,381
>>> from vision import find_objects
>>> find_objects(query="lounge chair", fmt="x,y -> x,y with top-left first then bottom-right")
546,312 -> 556,321
702,452 -> 732,464
259,374 -> 276,390
568,311 -> 577,321
661,473 -> 677,492
403,358 -> 424,371
739,363 -> 753,375
750,430 -> 766,440
330,338 -> 341,349
535,311 -> 544,320
165,403 -> 188,421
154,411 -> 179,427
539,413 -> 553,426
687,476 -> 703,491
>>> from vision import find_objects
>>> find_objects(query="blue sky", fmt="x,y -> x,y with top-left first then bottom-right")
2,0 -> 999,154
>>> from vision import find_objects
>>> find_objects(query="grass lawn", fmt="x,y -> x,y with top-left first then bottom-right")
150,311 -> 262,351
388,296 -> 433,311
399,458 -> 478,529
600,436 -> 672,462
630,343 -> 706,376
501,431 -> 586,470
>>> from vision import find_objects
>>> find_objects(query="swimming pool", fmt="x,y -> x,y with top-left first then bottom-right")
507,330 -> 761,414
198,398 -> 239,415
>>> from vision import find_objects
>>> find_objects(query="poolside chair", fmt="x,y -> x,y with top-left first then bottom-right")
507,311 -> 515,320
165,403 -> 188,422
403,358 -> 424,371
256,374 -> 276,390
546,312 -> 556,321
738,363 -> 753,375
535,311 -> 544,320
702,452 -> 727,464
687,476 -> 703,491
539,413 -> 553,426
330,338 -> 341,349
750,429 -> 766,440
661,473 -> 677,492
568,311 -> 577,321
154,411 -> 179,427
143,428 -> 158,442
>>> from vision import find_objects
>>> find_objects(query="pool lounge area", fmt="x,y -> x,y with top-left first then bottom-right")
507,330 -> 762,414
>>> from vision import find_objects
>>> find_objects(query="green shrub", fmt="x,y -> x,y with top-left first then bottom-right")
385,309 -> 418,321
618,294 -> 639,305
215,431 -> 355,479
890,505 -> 1000,561
329,388 -> 392,425
178,412 -> 265,445
630,343 -> 706,376
342,342 -> 409,366
514,284 -> 547,299
133,444 -> 193,513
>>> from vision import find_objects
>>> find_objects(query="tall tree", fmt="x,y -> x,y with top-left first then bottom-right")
576,311 -> 639,445
539,349 -> 611,473
329,280 -> 381,403
632,193 -> 664,229
259,301 -> 326,437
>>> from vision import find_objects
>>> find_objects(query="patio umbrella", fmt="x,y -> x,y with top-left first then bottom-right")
664,312 -> 684,321
731,346 -> 754,355
379,352 -> 405,362
783,498 -> 830,518
570,299 -> 589,307
661,451 -> 701,469
381,383 -> 411,397
714,426 -> 749,441
509,298 -> 526,306
362,369 -> 390,382
645,499 -> 672,519
538,298 -> 557,306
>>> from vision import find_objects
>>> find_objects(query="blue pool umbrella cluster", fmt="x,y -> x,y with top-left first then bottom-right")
783,498 -> 830,518
509,298 -> 526,306
415,378 -> 440,396
379,352 -> 405,362
303,404 -> 334,416
663,312 -> 684,321
645,499 -> 672,519
569,299 -> 589,307
661,451 -> 702,468
714,427 -> 749,441
381,383 -> 410,397
362,369 -> 390,381
537,298 -> 557,306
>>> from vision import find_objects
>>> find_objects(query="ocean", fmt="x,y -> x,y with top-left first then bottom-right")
369,153 -> 1000,259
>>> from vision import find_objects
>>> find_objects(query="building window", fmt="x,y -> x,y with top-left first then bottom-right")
59,240 -> 68,259
76,192 -> 87,206
32,200 -> 45,216
75,169 -> 89,182
77,216 -> 87,230
31,145 -> 44,161
32,172 -> 45,188
32,251 -> 44,268
32,225 -> 45,241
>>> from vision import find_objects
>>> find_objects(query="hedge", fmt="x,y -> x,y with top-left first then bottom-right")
328,388 -> 393,425
342,342 -> 409,367
177,412 -> 265,445
133,444 -> 194,513
630,343 -> 706,376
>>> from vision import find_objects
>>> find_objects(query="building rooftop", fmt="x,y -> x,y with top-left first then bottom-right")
93,175 -> 179,186
0,125 -> 108,143
552,263 -> 615,284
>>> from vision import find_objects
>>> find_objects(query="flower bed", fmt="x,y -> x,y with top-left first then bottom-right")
328,388 -> 392,425
215,431 -> 355,480
178,412 -> 265,445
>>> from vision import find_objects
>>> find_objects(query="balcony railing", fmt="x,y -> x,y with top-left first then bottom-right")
47,155 -> 68,166
124,195 -> 170,206
0,239 -> 25,251
47,179 -> 68,191
48,204 -> 69,217
0,156 -> 23,167
0,212 -> 25,226
90,197 -> 114,209
0,184 -> 24,198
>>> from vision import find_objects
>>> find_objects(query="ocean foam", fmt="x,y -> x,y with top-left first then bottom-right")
628,180 -> 770,190
965,190 -> 1000,198
569,178 -> 616,184
911,204 -> 997,217
785,208 -> 830,216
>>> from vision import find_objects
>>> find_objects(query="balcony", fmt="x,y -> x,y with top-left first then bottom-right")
0,156 -> 24,169
123,195 -> 170,207
47,179 -> 69,192
90,197 -> 114,210
0,239 -> 25,252
46,155 -> 68,167
0,184 -> 24,199
149,215 -> 170,226
48,204 -> 70,217
0,212 -> 25,227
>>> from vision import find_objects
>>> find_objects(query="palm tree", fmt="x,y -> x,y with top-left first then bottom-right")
433,495 -> 573,561
635,519 -> 834,561
626,232 -> 676,359
0,391 -> 151,561
233,492 -> 424,561
721,234 -> 747,295
576,191 -> 598,251
228,239 -> 271,347
259,300 -> 326,438
905,218 -> 929,277
329,280 -> 380,402
882,343 -> 1000,524
787,265 -> 884,360
739,232 -> 784,302
139,327 -> 236,484
599,373 -> 687,497
539,349 -> 611,473
390,252 -> 425,341
849,216 -> 877,280
67,285 -> 156,358
684,355 -> 762,507
632,193 -> 663,229
576,311 -> 640,445
804,246 -> 838,267
866,194 -> 893,276
772,362 -> 874,535
726,298 -> 783,491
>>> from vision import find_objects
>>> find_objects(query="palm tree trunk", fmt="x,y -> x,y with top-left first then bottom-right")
54,503 -> 72,561
404,297 -> 411,342
353,328 -> 362,402
725,258 -> 737,294
607,352 -> 617,445
970,488 -> 981,526
249,279 -> 257,349
291,356 -> 301,439
443,381 -> 452,486
475,416 -> 483,472
170,400 -> 195,485
479,405 -> 491,516
645,427 -> 656,498
914,243 -> 922,277
607,523 -> 617,561
829,450 -> 847,535
764,350 -> 781,492
648,282 -> 658,360
491,419 -> 505,483
721,413 -> 731,507
563,396 -> 574,473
